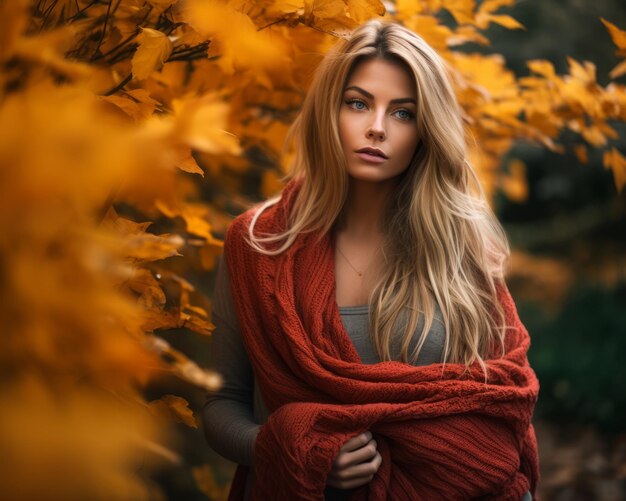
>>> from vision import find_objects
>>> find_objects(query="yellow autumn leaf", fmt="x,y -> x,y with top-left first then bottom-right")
567,57 -> 596,85
171,95 -> 242,155
346,0 -> 386,24
181,209 -> 213,239
580,124 -> 610,146
603,148 -> 626,194
479,0 -> 515,15
128,268 -> 167,309
304,0 -> 383,37
442,0 -> 476,26
131,28 -> 173,80
476,13 -> 524,30
609,59 -> 626,79
601,18 -> 626,54
122,232 -> 184,262
573,144 -> 588,164
99,89 -> 160,122
149,395 -> 197,428
395,0 -> 426,20
499,159 -> 528,202
404,15 -> 453,53
174,146 -> 204,177
181,307 -> 216,336
527,59 -> 557,79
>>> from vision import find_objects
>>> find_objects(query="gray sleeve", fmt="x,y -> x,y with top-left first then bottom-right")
202,254 -> 260,466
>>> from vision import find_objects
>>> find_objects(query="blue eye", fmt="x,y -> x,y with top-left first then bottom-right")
346,99 -> 367,110
395,109 -> 414,121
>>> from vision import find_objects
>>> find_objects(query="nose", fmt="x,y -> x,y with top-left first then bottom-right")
367,112 -> 386,141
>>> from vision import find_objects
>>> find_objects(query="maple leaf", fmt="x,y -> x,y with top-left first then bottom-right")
99,89 -> 161,122
149,395 -> 197,428
173,146 -> 204,177
131,28 -> 173,80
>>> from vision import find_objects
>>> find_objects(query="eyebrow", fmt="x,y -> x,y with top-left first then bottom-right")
344,85 -> 416,105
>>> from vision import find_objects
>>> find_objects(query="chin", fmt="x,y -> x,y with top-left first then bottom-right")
347,167 -> 406,184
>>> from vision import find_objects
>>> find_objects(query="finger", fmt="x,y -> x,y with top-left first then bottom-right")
339,431 -> 373,453
333,439 -> 377,469
328,453 -> 380,482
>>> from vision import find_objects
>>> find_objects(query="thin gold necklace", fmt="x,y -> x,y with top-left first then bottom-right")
336,245 -> 365,277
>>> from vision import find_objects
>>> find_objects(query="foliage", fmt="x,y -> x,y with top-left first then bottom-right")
1,0 -> 625,499
522,283 -> 626,433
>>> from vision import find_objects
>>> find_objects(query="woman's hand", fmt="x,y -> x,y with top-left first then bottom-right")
326,431 -> 382,490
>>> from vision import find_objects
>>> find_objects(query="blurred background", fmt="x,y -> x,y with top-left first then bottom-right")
1,1 -> 624,500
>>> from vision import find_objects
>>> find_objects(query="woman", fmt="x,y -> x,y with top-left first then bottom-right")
203,19 -> 539,501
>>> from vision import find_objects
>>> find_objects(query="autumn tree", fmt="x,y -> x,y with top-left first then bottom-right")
1,0 -> 625,499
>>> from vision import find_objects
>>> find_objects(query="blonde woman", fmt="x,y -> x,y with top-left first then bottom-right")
203,19 -> 539,501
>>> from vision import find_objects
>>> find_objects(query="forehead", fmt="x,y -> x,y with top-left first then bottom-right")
344,58 -> 416,98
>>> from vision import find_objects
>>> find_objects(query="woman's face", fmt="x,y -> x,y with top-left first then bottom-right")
338,57 -> 419,185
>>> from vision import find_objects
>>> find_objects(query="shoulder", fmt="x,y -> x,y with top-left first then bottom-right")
225,206 -> 258,248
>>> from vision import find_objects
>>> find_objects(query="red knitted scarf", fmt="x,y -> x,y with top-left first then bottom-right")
224,179 -> 540,501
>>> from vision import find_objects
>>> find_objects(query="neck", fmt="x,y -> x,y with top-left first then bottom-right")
336,178 -> 397,240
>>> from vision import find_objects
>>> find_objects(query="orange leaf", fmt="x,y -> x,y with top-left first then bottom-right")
149,395 -> 197,428
573,144 -> 588,164
527,59 -> 556,79
567,57 -> 596,84
603,148 -> 626,194
476,13 -> 524,30
499,159 -> 528,202
609,59 -> 626,80
479,0 -> 515,15
174,147 -> 204,177
131,28 -> 173,80
99,89 -> 160,122
128,268 -> 166,309
346,0 -> 386,24
123,232 -> 184,262
601,18 -> 626,54
443,0 -> 476,25
171,95 -> 242,155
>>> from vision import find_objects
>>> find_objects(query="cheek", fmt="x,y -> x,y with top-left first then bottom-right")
338,111 -> 355,145
399,129 -> 419,157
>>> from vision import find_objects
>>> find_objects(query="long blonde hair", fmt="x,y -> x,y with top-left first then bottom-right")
247,20 -> 510,377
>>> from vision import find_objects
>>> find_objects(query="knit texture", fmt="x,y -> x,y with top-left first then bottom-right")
224,179 -> 540,501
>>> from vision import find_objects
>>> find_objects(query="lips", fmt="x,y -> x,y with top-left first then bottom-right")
356,147 -> 388,159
